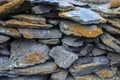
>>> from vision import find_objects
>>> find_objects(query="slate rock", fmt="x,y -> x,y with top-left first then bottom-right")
95,67 -> 117,79
60,20 -> 103,38
79,44 -> 94,56
69,56 -> 109,76
39,39 -> 60,45
62,36 -> 84,47
0,26 -> 21,37
59,7 -> 106,24
0,35 -> 10,43
0,75 -> 47,80
0,48 -> 10,56
100,33 -> 120,53
75,75 -> 100,80
10,39 -> 49,68
5,19 -> 53,29
51,69 -> 68,80
108,18 -> 120,29
0,56 -> 9,68
19,29 -> 62,39
9,62 -> 58,75
31,5 -> 53,14
92,47 -> 106,56
0,0 -> 25,18
49,46 -> 78,69
66,75 -> 75,80
48,19 -> 59,25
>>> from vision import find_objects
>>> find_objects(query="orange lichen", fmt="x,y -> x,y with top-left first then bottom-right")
67,25 -> 103,38
77,75 -> 98,80
7,28 -> 20,36
26,52 -> 45,63
96,70 -> 110,78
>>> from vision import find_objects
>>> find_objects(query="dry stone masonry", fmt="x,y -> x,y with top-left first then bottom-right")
0,0 -> 120,80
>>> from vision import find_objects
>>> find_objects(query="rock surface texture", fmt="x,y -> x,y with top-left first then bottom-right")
0,0 -> 120,80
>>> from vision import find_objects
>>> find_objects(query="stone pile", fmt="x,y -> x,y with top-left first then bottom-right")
0,0 -> 120,80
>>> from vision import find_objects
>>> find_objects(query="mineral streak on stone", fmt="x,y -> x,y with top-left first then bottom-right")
59,7 -> 106,24
51,69 -> 68,80
39,39 -> 60,45
108,18 -> 120,29
31,5 -> 53,14
11,14 -> 46,25
5,19 -> 53,29
0,0 -> 25,18
49,46 -> 78,69
100,33 -> 120,53
10,39 -> 49,68
60,21 -> 103,38
62,36 -> 84,47
0,35 -> 10,43
69,56 -> 109,77
0,26 -> 21,37
18,29 -> 62,39
9,62 -> 58,75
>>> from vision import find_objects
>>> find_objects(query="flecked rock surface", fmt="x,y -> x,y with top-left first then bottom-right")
0,0 -> 120,80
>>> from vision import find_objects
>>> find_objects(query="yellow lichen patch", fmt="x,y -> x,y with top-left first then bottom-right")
0,0 -> 24,14
67,25 -> 103,38
96,70 -> 111,78
7,28 -> 20,36
110,0 -> 120,8
76,75 -> 99,80
26,52 -> 45,64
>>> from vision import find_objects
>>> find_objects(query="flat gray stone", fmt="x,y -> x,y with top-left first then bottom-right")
92,48 -> 106,56
69,56 -> 109,77
39,39 -> 60,45
0,35 -> 10,43
62,36 -> 84,47
49,46 -> 78,69
18,29 -> 62,39
0,48 -> 10,56
10,39 -> 49,68
59,7 -> 106,24
9,62 -> 58,75
51,69 -> 68,80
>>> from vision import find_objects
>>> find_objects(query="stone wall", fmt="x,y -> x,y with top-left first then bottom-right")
0,0 -> 120,80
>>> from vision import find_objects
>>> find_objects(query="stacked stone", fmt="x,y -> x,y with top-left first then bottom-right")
0,0 -> 120,80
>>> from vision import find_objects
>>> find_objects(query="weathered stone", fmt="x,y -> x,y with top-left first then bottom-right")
5,19 -> 53,29
79,44 -> 94,56
31,5 -> 53,14
49,46 -> 78,69
62,43 -> 81,52
39,39 -> 60,45
0,0 -> 25,18
9,62 -> 58,75
0,75 -> 47,80
62,36 -> 84,47
92,47 -> 106,56
100,33 -> 120,53
108,18 -> 120,29
107,52 -> 120,64
11,14 -> 46,25
48,19 -> 59,25
51,69 -> 68,80
10,39 -> 49,68
73,57 -> 93,65
109,0 -> 120,8
0,48 -> 10,56
18,29 -> 62,39
0,35 -> 10,43
75,75 -> 100,80
100,24 -> 120,35
84,37 -> 99,43
0,0 -> 9,6
60,20 -> 103,38
96,43 -> 114,52
0,57 -> 9,68
95,68 -> 117,79
0,26 -> 21,37
69,56 -> 109,76
59,7 -> 106,24
79,0 -> 110,4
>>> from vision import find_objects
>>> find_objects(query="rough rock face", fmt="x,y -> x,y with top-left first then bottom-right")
0,0 -> 120,80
